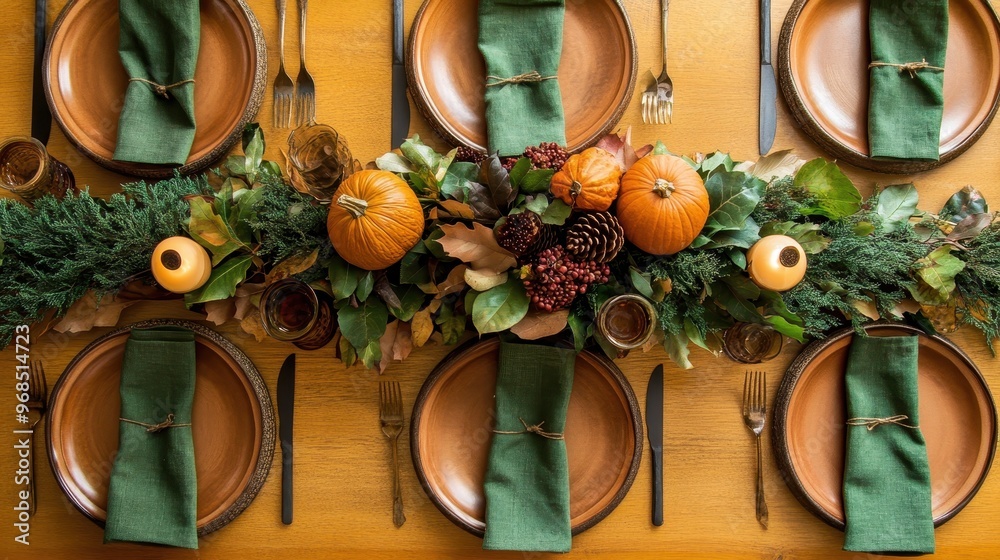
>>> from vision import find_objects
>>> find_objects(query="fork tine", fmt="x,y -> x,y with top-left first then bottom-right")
742,370 -> 749,417
394,382 -> 403,416
42,362 -> 47,403
761,371 -> 767,412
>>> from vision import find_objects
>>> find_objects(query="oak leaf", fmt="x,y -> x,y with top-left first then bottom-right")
510,309 -> 570,340
54,291 -> 137,334
265,249 -> 319,285
437,222 -> 516,274
204,299 -> 236,326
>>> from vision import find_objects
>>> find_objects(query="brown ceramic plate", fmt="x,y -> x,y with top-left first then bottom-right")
407,0 -> 637,153
778,0 -> 1000,174
411,338 -> 642,537
44,0 -> 267,178
773,324 -> 997,530
47,320 -> 275,535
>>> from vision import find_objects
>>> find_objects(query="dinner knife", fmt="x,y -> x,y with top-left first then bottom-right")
278,354 -> 296,525
758,0 -> 777,155
31,0 -> 51,145
645,364 -> 664,527
391,0 -> 410,149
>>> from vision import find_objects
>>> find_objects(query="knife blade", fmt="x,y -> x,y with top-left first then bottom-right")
645,364 -> 664,527
278,354 -> 296,525
759,0 -> 776,155
31,0 -> 51,145
391,0 -> 410,149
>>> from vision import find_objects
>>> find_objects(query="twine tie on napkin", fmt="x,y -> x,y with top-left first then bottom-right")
493,417 -> 565,440
120,413 -> 192,433
868,58 -> 944,79
486,71 -> 557,88
128,77 -> 196,100
846,415 -> 919,431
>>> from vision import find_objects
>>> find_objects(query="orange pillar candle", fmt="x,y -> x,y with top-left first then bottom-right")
151,237 -> 213,294
746,235 -> 807,292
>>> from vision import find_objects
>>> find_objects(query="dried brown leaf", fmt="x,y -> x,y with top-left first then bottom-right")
435,265 -> 468,299
411,308 -> 435,348
240,309 -> 268,342
509,309 -> 570,340
204,299 -> 236,326
437,222 -> 517,273
54,292 -> 137,334
437,200 -> 476,219
265,249 -> 320,285
378,320 -> 414,373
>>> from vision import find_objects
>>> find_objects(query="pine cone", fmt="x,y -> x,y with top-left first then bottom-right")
565,211 -> 625,263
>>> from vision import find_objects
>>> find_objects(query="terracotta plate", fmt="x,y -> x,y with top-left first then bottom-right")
773,324 -> 997,530
778,0 -> 1000,174
44,0 -> 267,178
47,320 -> 275,535
407,0 -> 637,153
410,338 -> 642,537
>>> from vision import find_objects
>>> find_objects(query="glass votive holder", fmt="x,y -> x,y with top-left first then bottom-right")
597,294 -> 658,353
285,123 -> 361,201
260,278 -> 336,350
723,322 -> 784,364
0,137 -> 75,203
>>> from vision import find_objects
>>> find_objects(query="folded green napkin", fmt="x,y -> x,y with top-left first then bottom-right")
478,0 -> 567,156
843,335 -> 934,554
483,341 -> 576,552
868,0 -> 948,160
113,0 -> 200,165
105,327 -> 198,549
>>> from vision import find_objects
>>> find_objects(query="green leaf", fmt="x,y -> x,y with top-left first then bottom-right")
630,268 -> 655,299
696,216 -> 761,249
328,255 -> 363,301
338,298 -> 389,356
472,278 -> 529,334
357,340 -> 382,371
231,186 -> 265,244
652,140 -> 669,156
765,315 -> 806,342
541,199 -> 572,225
794,159 -> 862,219
940,185 -> 989,222
424,229 -> 449,260
699,152 -> 736,178
663,330 -> 693,370
225,155 -> 247,176
214,178 -> 235,225
376,153 -> 416,174
439,161 -> 478,200
399,244 -> 431,285
853,221 -> 876,236
184,255 -> 253,305
241,122 -> 263,152
759,290 -> 804,327
508,157 -> 531,187
390,284 -> 426,321
714,277 -> 763,323
701,172 -> 767,234
758,221 -> 831,254
523,196 -> 549,215
908,246 -> 966,305
728,248 -> 747,270
400,136 -> 442,174
520,168 -> 555,194
259,161 -> 282,181
187,197 -> 245,265
435,302 -> 466,345
244,127 -> 264,184
356,271 -> 374,302
876,184 -> 919,232
568,312 -> 591,352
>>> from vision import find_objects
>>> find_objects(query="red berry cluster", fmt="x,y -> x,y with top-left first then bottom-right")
523,245 -> 611,312
524,142 -> 570,170
455,146 -> 486,164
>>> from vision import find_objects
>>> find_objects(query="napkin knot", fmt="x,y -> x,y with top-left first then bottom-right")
869,58 -> 944,79
847,415 -> 919,431
120,413 -> 191,433
486,71 -> 557,88
129,77 -> 196,99
493,417 -> 564,440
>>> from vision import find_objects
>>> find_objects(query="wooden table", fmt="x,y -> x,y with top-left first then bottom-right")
2,0 -> 999,558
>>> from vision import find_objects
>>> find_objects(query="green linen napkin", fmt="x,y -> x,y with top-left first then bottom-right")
113,0 -> 200,165
483,341 -> 576,552
868,0 -> 948,160
478,0 -> 567,156
843,335 -> 934,554
105,327 -> 198,549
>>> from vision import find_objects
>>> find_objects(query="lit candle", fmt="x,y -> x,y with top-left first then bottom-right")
151,237 -> 212,294
746,235 -> 807,292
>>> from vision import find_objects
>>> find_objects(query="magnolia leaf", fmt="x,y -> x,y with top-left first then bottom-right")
520,169 -> 555,194
758,290 -> 804,327
400,243 -> 432,285
510,309 -> 570,340
642,328 -> 665,353
437,222 -> 517,273
53,291 -> 137,334
265,249 -> 319,285
541,199 -> 572,225
948,213 -> 994,241
701,172 -> 767,233
435,264 -> 468,299
850,299 -> 881,321
389,284 -> 424,321
853,221 -> 876,237
240,309 -> 268,342
411,307 -> 435,348
376,152 -> 416,174
941,185 -> 989,222
758,221 -> 831,254
184,255 -> 254,305
630,268 -> 655,299
472,279 -> 529,334
231,186 -> 265,244
203,298 -> 237,326
568,311 -> 591,352
437,199 -> 475,219
377,320 -> 414,373
329,255 -> 364,301
663,331 -> 693,370
356,271 -> 375,302
765,315 -> 806,342
714,279 -> 763,323
477,154 -> 515,210
466,183 -> 502,221
400,136 -> 442,175
188,197 -> 244,265
794,158 -> 862,219
876,184 -> 919,232
464,267 -> 508,292
733,150 -> 807,182
244,126 -> 264,184
909,246 -> 966,305
435,302 -> 467,345
338,298 -> 389,355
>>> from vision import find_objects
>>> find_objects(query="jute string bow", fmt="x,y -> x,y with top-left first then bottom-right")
129,77 -> 196,99
846,415 -> 919,431
120,413 -> 191,433
869,58 -> 944,79
486,70 -> 556,88
493,417 -> 564,440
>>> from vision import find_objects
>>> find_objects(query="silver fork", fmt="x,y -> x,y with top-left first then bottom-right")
25,361 -> 48,516
742,370 -> 768,529
294,0 -> 315,126
272,0 -> 294,129
643,0 -> 674,124
379,381 -> 406,528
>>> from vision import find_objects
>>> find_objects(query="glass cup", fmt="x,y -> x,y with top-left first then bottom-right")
260,279 -> 336,350
597,294 -> 658,352
285,123 -> 361,201
0,137 -> 75,203
723,322 -> 784,364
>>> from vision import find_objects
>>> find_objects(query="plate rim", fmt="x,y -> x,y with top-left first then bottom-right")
777,0 -> 1000,174
405,0 -> 638,154
409,337 -> 643,537
43,0 -> 268,179
772,322 -> 998,530
45,319 -> 275,537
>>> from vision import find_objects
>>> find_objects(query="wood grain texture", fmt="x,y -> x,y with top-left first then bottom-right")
1,0 -> 1000,558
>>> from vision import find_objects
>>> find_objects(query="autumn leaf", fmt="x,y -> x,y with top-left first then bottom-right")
733,150 -> 807,182
464,267 -> 508,292
437,199 -> 475,219
265,249 -> 319,285
240,309 -> 268,342
234,283 -> 265,320
54,291 -> 137,334
596,127 -> 652,171
187,197 -> 246,265
435,264 -> 468,299
410,300 -> 442,348
510,309 -> 570,340
437,222 -> 517,274
377,320 -> 414,373
203,299 -> 236,325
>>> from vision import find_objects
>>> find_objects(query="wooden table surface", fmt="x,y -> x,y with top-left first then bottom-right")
2,0 -> 999,558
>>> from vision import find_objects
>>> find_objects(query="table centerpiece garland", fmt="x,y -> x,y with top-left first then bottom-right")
1,125 -> 998,370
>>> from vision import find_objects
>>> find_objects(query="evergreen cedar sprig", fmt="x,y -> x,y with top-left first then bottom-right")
0,176 -> 211,346
956,224 -> 1000,350
247,175 -> 332,283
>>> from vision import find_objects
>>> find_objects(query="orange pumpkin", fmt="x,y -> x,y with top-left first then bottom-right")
616,154 -> 710,255
550,147 -> 622,211
327,170 -> 425,270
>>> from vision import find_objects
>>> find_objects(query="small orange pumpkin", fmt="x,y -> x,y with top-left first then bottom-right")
327,170 -> 425,270
550,147 -> 622,211
616,154 -> 710,255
